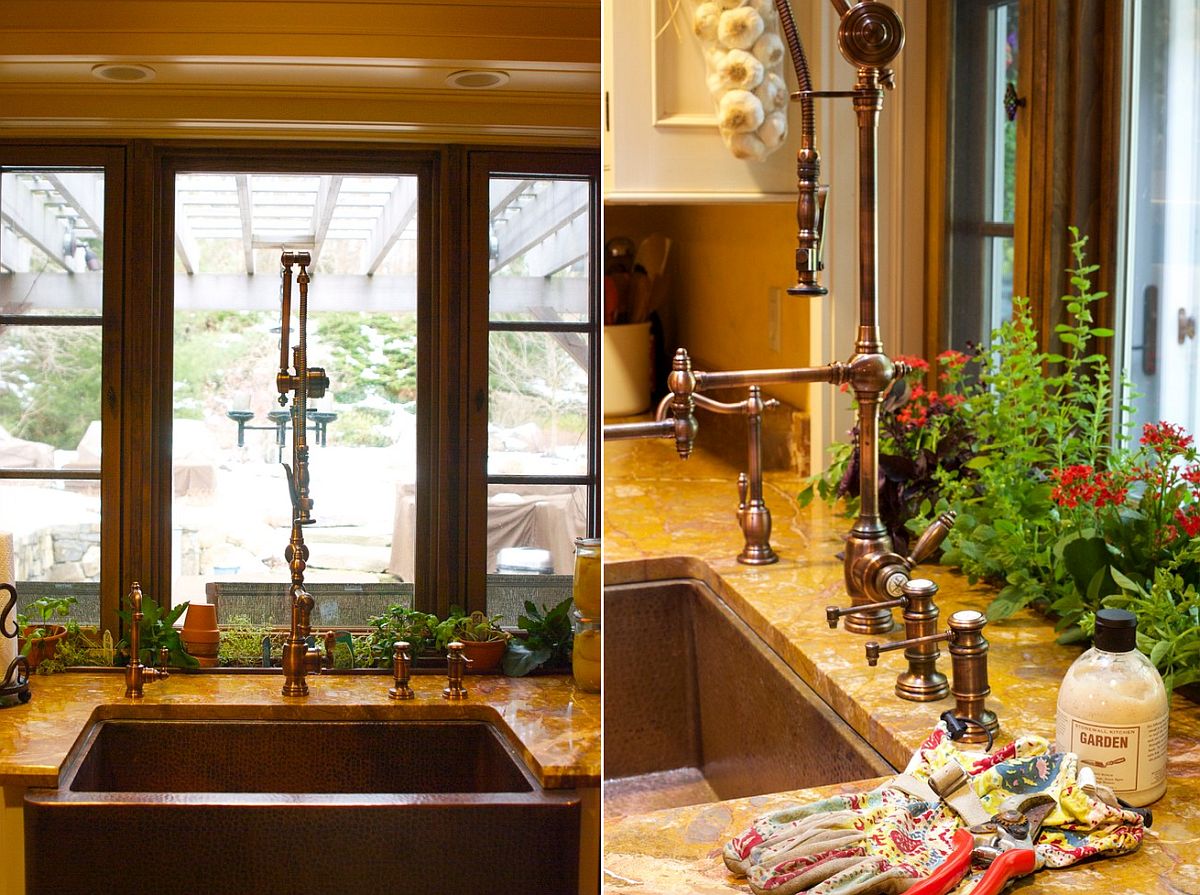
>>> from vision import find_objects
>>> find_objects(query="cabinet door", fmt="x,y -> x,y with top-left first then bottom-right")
604,0 -> 804,202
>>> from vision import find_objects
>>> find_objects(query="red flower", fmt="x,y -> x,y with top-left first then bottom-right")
1051,465 -> 1097,508
893,354 -> 930,373
1174,508 -> 1200,539
1140,421 -> 1194,455
937,349 -> 969,370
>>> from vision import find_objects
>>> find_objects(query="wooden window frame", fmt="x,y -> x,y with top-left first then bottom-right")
0,144 -> 125,630
926,1 -> 1125,360
464,150 -> 601,615
2,137 -> 598,633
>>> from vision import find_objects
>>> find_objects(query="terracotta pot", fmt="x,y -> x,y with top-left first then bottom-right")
181,603 -> 220,668
18,625 -> 68,671
461,639 -> 507,674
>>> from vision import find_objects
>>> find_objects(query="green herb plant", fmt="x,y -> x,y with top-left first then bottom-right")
501,596 -> 574,677
16,595 -> 79,656
116,597 -> 198,668
218,614 -> 274,667
365,605 -> 439,668
433,608 -> 510,651
926,228 -> 1123,624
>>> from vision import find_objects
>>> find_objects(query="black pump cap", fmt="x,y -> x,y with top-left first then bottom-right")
1094,608 -> 1138,653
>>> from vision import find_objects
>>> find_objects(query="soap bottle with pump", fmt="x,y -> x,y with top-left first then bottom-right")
1055,608 -> 1168,807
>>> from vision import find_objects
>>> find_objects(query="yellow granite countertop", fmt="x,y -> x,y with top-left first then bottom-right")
0,670 -> 600,789
604,437 -> 1200,894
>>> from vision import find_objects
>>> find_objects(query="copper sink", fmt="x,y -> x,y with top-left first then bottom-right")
604,577 -> 894,818
25,719 -> 580,893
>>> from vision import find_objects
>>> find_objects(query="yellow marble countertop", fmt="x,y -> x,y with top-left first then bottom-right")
604,437 -> 1200,893
0,670 -> 600,789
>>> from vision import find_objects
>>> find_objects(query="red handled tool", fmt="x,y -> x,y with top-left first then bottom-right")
908,795 -> 1056,895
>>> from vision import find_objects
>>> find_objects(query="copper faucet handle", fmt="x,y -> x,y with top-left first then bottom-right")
906,511 -> 957,568
157,647 -> 170,669
389,640 -> 415,700
826,596 -> 906,629
443,641 -> 469,700
307,367 -> 330,398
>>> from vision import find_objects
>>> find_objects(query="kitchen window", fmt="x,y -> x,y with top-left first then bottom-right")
0,141 -> 598,634
169,170 -> 422,627
934,0 -> 1020,354
1116,0 -> 1200,440
0,148 -> 124,627
467,152 -> 600,622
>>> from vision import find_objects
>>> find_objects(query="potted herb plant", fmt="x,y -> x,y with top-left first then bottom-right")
17,595 -> 78,671
116,597 -> 198,668
365,605 -> 439,668
435,609 -> 510,673
502,596 -> 574,676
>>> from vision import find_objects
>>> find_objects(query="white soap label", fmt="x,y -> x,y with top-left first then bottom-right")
1056,709 -> 1168,794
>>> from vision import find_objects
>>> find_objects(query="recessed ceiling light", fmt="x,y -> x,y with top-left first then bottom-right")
445,70 -> 510,90
91,63 -> 157,83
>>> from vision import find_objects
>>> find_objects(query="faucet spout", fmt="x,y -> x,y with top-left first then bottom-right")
277,250 -> 328,697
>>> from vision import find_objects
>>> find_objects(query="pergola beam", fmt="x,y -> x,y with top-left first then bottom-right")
0,272 -> 584,315
363,179 -> 418,275
235,174 -> 255,275
0,172 -> 73,272
490,180 -> 588,276
43,173 -> 104,240
310,174 -> 343,268
174,193 -> 200,275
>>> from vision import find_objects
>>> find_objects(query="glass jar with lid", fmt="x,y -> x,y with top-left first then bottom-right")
571,613 -> 601,693
572,537 -> 601,618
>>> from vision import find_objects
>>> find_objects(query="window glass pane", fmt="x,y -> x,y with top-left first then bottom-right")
0,326 -> 102,455
488,178 -> 590,323
944,1 -> 1018,350
488,330 -> 589,476
1,168 -> 105,316
1121,0 -> 1200,437
0,323 -> 102,609
485,482 -> 584,623
171,172 -> 419,620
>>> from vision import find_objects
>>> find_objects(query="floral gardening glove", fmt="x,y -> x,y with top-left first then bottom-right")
965,747 -> 1145,873
723,723 -> 1143,895
723,723 -> 1009,895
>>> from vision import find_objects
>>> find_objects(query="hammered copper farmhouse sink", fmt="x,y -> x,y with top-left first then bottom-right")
25,719 -> 579,894
604,577 -> 893,817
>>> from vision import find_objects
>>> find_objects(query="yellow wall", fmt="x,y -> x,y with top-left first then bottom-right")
605,203 -> 810,411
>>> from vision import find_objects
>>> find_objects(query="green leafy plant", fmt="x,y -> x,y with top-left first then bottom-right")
364,604 -> 439,668
433,607 -> 510,651
218,614 -> 275,667
116,598 -> 199,669
501,596 -> 574,677
16,595 -> 78,656
1085,566 -> 1200,693
30,625 -> 114,674
799,350 -> 978,554
925,228 -> 1122,623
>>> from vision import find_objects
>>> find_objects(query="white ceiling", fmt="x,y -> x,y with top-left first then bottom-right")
0,0 -> 599,143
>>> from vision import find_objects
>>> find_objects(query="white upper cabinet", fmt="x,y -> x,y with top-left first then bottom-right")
604,0 -> 806,202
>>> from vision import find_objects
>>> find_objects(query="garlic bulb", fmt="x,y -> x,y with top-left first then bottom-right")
727,131 -> 768,161
751,31 -> 785,68
719,89 -> 765,133
715,48 -> 764,91
691,0 -> 789,161
746,0 -> 778,24
718,7 -> 764,51
758,111 -> 788,148
755,72 -> 787,113
693,2 -> 721,41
